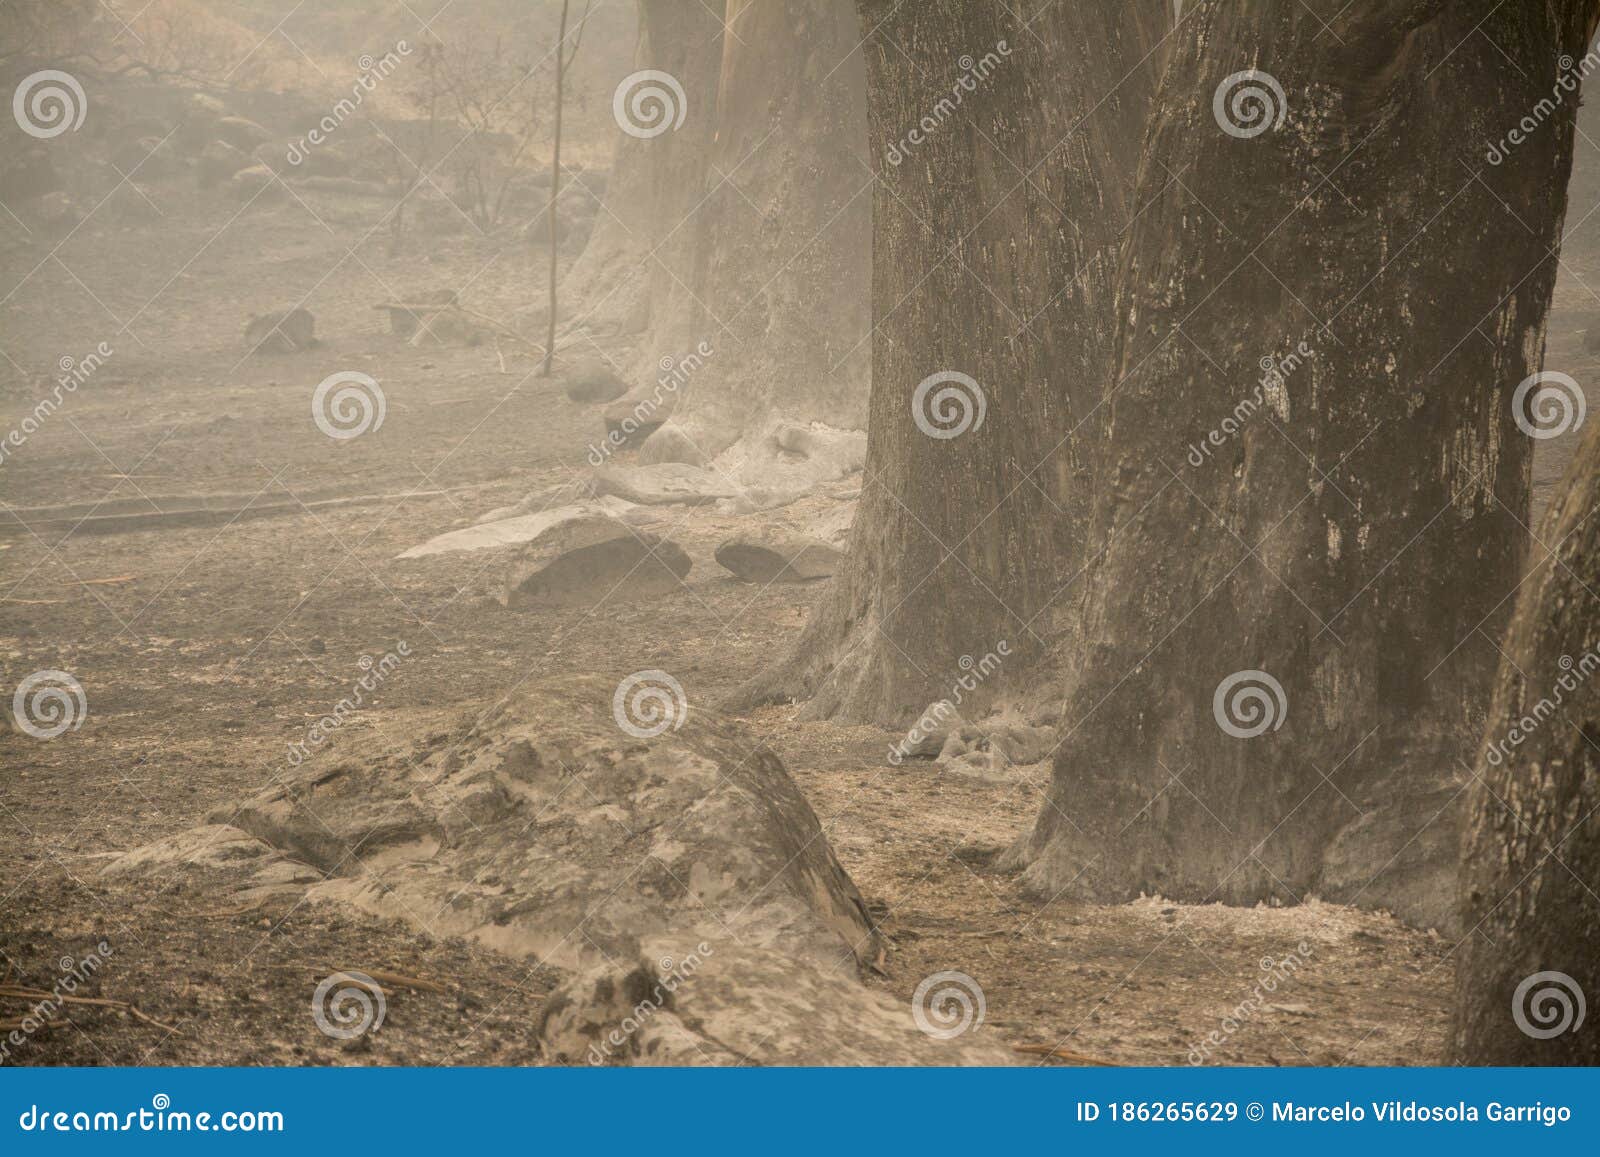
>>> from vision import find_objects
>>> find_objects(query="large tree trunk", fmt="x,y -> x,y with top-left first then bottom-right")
1010,0 -> 1592,932
634,0 -> 872,468
729,0 -> 1166,725
1453,423 -> 1600,1064
555,0 -> 722,344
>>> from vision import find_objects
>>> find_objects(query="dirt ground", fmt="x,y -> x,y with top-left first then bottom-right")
7,100 -> 1600,1069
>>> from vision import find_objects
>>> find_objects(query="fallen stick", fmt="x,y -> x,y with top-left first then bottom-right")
269,964 -> 454,995
72,574 -> 138,586
0,985 -> 182,1035
1011,1043 -> 1120,1066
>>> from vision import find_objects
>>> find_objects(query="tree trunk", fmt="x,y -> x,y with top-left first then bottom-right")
633,0 -> 871,467
729,0 -> 1166,724
1011,0 -> 1592,932
541,0 -> 571,378
1453,419 -> 1600,1063
554,0 -> 722,344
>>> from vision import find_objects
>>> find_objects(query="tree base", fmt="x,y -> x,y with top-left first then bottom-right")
1004,768 -> 1464,933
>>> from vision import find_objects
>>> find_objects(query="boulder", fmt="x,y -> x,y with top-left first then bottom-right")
406,306 -> 489,348
215,114 -> 273,151
229,163 -> 284,201
500,512 -> 690,609
714,530 -> 842,583
243,308 -> 316,355
396,500 -> 643,559
593,462 -> 742,506
374,289 -> 458,339
102,676 -> 1014,1066
601,383 -> 678,444
564,361 -> 629,405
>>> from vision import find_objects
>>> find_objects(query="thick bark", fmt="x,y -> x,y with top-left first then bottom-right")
729,0 -> 1167,725
635,0 -> 872,466
1012,0 -> 1591,932
1453,425 -> 1600,1064
556,0 -> 722,343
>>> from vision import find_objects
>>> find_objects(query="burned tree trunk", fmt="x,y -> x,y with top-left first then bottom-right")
1453,413 -> 1600,1064
556,0 -> 721,342
1011,0 -> 1592,931
730,0 -> 1166,724
635,0 -> 872,467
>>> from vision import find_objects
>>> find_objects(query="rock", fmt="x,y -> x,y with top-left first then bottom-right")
375,289 -> 458,339
105,677 -> 1012,1065
396,500 -> 641,559
564,361 -> 629,404
593,463 -> 742,506
407,306 -> 488,347
244,308 -> 316,355
940,750 -> 1015,783
229,163 -> 284,201
895,702 -> 969,759
188,92 -> 228,118
602,384 -> 678,445
215,114 -> 272,151
500,513 -> 690,609
714,530 -> 842,583
542,942 -> 1013,1066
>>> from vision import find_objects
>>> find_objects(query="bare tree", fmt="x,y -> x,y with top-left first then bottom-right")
541,0 -> 593,376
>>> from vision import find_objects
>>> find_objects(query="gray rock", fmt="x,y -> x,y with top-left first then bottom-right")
215,114 -> 272,151
564,361 -> 629,405
593,463 -> 741,507
714,530 -> 843,583
228,163 -> 283,201
501,512 -> 690,609
105,677 -> 1013,1066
